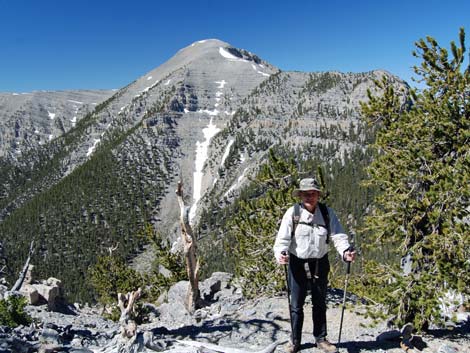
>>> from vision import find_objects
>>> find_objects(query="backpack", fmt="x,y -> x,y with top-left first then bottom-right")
291,202 -> 330,244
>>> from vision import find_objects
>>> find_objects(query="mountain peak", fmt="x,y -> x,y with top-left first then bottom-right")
188,38 -> 230,47
121,38 -> 278,110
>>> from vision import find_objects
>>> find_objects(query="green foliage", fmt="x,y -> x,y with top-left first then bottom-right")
139,224 -> 187,299
0,108 -> 177,303
89,255 -> 145,305
302,72 -> 342,94
0,295 -> 32,327
103,306 -> 122,322
359,28 -> 470,330
198,143 -> 374,297
229,149 -> 299,297
89,223 -> 187,306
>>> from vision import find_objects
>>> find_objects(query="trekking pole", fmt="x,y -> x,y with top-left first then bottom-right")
281,251 -> 293,330
338,244 -> 354,344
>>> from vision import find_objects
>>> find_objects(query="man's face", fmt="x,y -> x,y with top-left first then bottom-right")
300,190 -> 320,209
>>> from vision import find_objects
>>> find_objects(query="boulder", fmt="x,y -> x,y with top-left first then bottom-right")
167,280 -> 189,304
200,272 -> 233,301
20,277 -> 64,311
41,285 -> 61,311
19,285 -> 41,305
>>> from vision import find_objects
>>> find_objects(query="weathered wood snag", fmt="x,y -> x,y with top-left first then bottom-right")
175,180 -> 202,313
118,287 -> 142,338
176,339 -> 288,353
10,240 -> 34,292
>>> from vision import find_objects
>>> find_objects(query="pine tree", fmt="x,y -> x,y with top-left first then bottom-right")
0,296 -> 31,327
89,255 -> 145,305
226,149 -> 300,297
358,28 -> 470,330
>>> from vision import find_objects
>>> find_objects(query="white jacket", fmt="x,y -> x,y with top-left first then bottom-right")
273,204 -> 350,262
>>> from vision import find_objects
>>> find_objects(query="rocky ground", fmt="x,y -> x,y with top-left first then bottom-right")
1,272 -> 468,353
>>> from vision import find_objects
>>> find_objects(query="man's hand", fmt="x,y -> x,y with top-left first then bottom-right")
278,251 -> 289,265
343,249 -> 356,262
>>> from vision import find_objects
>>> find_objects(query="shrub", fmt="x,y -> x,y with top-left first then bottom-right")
0,295 -> 32,327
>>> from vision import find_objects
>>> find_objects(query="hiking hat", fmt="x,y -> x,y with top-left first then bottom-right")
292,178 -> 322,197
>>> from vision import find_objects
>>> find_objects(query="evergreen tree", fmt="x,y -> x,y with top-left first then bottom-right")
89,223 -> 186,306
228,149 -> 299,297
0,296 -> 31,327
89,255 -> 145,305
358,28 -> 470,330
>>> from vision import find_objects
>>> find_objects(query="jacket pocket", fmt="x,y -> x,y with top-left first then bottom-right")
294,224 -> 312,258
313,226 -> 328,255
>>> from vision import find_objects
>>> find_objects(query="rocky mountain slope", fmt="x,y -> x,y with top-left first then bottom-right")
0,90 -> 114,158
1,272 -> 468,353
0,39 -> 408,302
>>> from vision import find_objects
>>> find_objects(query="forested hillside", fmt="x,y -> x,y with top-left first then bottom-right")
0,110 -> 179,302
0,39 -> 406,303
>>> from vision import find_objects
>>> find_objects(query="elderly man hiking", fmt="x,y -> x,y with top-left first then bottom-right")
273,178 -> 356,353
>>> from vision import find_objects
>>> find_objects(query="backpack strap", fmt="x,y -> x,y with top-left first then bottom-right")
318,202 -> 330,244
291,202 -> 331,244
291,202 -> 301,237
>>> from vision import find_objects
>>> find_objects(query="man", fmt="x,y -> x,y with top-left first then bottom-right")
273,178 -> 356,353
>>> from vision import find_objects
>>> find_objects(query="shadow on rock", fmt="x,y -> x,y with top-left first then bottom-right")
150,317 -> 283,344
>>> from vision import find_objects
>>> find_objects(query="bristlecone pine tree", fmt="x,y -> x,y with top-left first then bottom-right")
358,28 -> 470,330
228,149 -> 300,297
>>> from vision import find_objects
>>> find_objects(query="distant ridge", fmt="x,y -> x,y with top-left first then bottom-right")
0,38 -> 406,302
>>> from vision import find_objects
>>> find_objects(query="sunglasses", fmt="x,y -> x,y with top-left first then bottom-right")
300,191 -> 319,197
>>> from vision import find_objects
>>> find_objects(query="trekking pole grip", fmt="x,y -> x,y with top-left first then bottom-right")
345,245 -> 354,274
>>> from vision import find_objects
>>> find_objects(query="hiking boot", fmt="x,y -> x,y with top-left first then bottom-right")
400,339 -> 414,352
286,341 -> 301,353
317,339 -> 338,353
400,322 -> 414,341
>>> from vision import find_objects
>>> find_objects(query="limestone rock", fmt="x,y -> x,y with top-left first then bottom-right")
19,285 -> 41,305
20,277 -> 64,311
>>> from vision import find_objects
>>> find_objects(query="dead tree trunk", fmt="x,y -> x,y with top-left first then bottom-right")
175,181 -> 201,314
118,287 -> 142,338
10,240 -> 34,292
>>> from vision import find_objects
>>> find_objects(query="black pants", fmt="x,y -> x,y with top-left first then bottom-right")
288,253 -> 329,344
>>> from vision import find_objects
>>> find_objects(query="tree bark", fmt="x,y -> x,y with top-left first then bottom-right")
175,181 -> 201,313
10,240 -> 34,292
118,288 -> 142,338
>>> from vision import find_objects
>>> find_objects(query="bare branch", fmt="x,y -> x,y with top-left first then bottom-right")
107,243 -> 119,256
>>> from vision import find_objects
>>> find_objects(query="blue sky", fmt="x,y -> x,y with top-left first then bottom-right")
1,0 -> 468,92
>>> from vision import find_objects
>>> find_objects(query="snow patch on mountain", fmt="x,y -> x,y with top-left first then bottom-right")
251,64 -> 270,77
197,109 -> 219,116
225,167 -> 249,197
215,80 -> 227,89
219,47 -> 248,62
86,139 -> 101,157
190,118 -> 221,223
67,100 -> 84,104
221,139 -> 234,167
